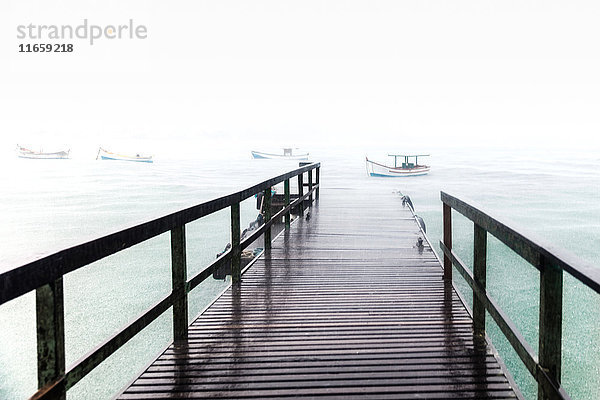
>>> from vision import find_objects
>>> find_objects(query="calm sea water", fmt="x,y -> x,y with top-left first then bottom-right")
0,145 -> 598,399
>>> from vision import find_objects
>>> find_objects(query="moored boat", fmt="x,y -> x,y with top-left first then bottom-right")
96,147 -> 153,163
16,145 -> 70,159
366,154 -> 430,177
251,148 -> 309,160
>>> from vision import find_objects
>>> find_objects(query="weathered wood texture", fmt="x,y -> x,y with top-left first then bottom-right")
473,223 -> 487,339
119,189 -> 518,399
230,203 -> 241,285
35,278 -> 66,400
441,192 -> 578,400
171,226 -> 188,342
443,202 -> 452,281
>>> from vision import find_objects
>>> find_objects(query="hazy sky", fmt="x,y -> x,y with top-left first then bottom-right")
1,1 -> 599,158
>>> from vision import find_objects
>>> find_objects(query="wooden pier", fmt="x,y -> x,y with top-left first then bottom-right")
117,188 -> 519,399
2,162 -> 598,400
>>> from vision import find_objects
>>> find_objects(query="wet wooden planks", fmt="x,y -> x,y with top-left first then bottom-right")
119,188 -> 518,399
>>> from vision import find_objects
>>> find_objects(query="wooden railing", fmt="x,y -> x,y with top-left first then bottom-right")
0,162 -> 320,400
440,191 -> 600,400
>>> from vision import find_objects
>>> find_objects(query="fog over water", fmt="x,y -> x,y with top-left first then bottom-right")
2,1 -> 600,155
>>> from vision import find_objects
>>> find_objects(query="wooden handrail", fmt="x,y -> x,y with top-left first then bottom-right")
439,191 -> 598,400
440,192 -> 600,293
0,162 -> 320,400
0,162 -> 320,306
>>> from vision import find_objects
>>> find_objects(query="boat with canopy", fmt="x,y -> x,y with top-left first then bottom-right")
366,154 -> 430,177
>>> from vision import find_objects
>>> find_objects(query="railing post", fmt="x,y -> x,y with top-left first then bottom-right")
473,223 -> 487,338
308,168 -> 313,203
315,166 -> 320,200
36,278 -> 66,400
284,179 -> 291,230
170,225 -> 188,342
264,188 -> 272,249
538,256 -> 563,400
298,172 -> 304,217
231,202 -> 241,284
442,202 -> 452,280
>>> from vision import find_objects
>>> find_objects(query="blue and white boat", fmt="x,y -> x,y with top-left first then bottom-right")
97,147 -> 153,163
251,148 -> 309,160
366,154 -> 430,177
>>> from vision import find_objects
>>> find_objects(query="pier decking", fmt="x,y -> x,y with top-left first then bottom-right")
118,189 -> 519,399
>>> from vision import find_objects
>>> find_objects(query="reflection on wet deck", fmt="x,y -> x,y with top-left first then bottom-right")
119,189 -> 518,399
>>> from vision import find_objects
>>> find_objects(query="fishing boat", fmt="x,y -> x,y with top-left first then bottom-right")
16,145 -> 70,159
251,148 -> 309,160
96,147 -> 153,163
366,154 -> 430,177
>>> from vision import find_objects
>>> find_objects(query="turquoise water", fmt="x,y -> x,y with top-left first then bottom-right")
356,146 -> 600,400
0,146 -> 598,399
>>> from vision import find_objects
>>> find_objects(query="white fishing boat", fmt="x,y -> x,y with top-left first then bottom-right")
16,145 -> 70,159
251,148 -> 309,160
366,154 -> 430,177
96,147 -> 153,163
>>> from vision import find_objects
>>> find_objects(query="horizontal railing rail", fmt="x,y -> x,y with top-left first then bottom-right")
1,162 -> 320,400
440,191 -> 598,400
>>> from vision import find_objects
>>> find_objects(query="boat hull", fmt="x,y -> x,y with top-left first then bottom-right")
17,148 -> 70,159
251,150 -> 309,160
100,155 -> 153,163
366,158 -> 429,177
18,153 -> 70,159
98,149 -> 153,163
